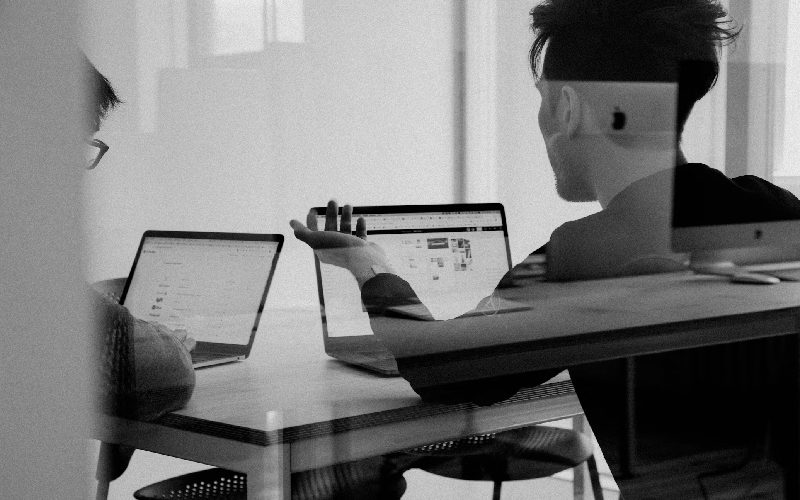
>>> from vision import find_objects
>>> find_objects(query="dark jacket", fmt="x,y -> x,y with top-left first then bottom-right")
361,163 -> 800,480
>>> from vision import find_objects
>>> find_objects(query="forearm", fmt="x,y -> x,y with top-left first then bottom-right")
361,273 -> 434,318
361,273 -> 559,405
130,318 -> 196,420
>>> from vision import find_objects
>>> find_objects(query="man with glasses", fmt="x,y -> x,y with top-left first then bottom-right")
86,138 -> 108,170
83,53 -> 197,492
82,52 -> 116,170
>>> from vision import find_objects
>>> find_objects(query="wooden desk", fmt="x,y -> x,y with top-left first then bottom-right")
379,271 -> 800,496
378,271 -> 800,382
94,304 -> 582,499
95,271 -> 800,499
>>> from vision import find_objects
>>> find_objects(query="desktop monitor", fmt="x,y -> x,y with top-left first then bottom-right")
671,61 -> 800,268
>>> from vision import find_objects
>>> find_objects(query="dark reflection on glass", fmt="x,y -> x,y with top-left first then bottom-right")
356,245 -> 797,499
290,1 -> 800,497
673,162 -> 800,227
673,60 -> 800,277
674,61 -> 800,230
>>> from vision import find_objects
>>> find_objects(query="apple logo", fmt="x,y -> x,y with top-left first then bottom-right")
612,107 -> 626,130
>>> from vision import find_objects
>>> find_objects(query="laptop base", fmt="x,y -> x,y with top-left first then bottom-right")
192,354 -> 245,369
327,350 -> 400,376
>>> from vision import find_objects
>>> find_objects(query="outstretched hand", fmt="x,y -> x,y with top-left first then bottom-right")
290,200 -> 395,288
290,200 -> 368,249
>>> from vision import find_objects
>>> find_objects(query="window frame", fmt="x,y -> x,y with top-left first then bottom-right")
725,0 -> 791,186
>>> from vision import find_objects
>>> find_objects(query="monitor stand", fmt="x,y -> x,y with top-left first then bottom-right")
689,251 -> 780,284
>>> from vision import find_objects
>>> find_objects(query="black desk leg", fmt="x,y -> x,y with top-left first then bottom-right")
790,327 -> 800,499
95,442 -> 135,500
620,357 -> 637,478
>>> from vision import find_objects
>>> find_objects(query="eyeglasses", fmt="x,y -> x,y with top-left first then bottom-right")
85,138 -> 109,170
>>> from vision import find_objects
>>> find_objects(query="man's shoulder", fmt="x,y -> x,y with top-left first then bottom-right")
676,163 -> 800,223
678,162 -> 793,198
731,173 -> 800,201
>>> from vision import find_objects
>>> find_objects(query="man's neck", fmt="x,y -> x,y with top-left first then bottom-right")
594,148 -> 688,209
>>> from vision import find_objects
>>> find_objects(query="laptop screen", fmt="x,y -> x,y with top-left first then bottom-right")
316,205 -> 511,337
122,235 -> 281,346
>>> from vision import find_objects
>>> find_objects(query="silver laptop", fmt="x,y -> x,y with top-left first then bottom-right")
120,231 -> 283,368
313,203 -> 513,376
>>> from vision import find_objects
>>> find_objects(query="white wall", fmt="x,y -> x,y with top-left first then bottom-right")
83,0 -> 460,308
495,1 -> 600,261
680,51 -> 728,172
83,1 -> 616,310
0,1 -> 91,497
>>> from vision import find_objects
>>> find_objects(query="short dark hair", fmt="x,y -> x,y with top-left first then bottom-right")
529,0 -> 740,132
81,52 -> 122,131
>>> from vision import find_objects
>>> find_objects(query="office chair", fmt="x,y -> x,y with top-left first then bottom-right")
131,424 -> 602,500
98,274 -> 601,499
132,456 -> 407,499
397,423 -> 604,500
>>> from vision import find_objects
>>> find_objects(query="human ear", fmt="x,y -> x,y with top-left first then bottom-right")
559,85 -> 581,138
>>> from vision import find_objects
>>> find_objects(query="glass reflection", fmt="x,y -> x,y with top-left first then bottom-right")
211,0 -> 265,55
211,0 -> 304,54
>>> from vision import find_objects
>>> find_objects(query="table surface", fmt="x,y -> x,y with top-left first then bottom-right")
372,271 -> 800,382
96,270 -> 800,493
377,270 -> 800,354
156,304 -> 580,458
96,292 -> 581,476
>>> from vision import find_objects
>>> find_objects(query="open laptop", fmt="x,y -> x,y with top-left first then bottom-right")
313,203 -> 513,375
120,231 -> 283,368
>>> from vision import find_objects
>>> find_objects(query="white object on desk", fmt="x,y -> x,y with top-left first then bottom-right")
730,272 -> 781,285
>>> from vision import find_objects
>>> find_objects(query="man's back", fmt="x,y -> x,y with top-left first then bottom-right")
559,164 -> 800,494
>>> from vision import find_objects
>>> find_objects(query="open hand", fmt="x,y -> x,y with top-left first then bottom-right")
290,200 -> 395,288
290,200 -> 368,249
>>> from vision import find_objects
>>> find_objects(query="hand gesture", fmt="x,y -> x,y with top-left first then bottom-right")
290,200 -> 395,288
171,328 -> 197,352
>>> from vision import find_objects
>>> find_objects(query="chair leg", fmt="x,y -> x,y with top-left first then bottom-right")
95,442 -> 135,500
492,480 -> 502,500
586,455 -> 604,500
573,461 -> 586,499
95,478 -> 110,500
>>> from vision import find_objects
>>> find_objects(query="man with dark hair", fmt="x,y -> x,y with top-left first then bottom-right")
526,0 -> 800,280
83,52 -> 195,420
83,54 -> 197,495
529,0 -> 737,135
82,52 -> 122,135
291,1 -> 798,496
